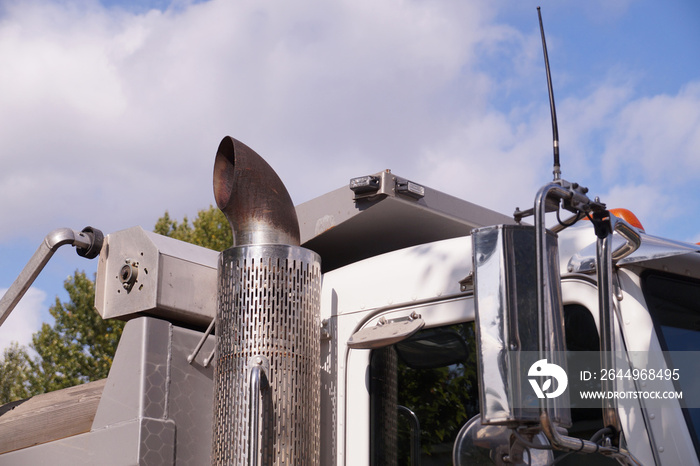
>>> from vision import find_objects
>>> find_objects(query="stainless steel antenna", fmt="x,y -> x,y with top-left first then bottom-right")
537,7 -> 561,181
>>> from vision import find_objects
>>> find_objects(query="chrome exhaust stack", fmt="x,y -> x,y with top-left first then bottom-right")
212,137 -> 321,465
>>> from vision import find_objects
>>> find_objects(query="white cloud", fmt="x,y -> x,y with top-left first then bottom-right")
0,0 -> 506,243
0,0 -> 697,250
599,183 -> 679,234
602,82 -> 700,185
416,108 -> 552,215
0,287 -> 45,352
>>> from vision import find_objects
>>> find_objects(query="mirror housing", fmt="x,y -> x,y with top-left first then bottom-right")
472,224 -> 570,427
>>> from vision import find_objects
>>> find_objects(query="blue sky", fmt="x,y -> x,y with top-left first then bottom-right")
1,0 -> 699,351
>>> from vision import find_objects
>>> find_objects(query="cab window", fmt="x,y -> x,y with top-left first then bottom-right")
369,304 -> 625,465
642,271 -> 700,455
559,304 -> 617,465
370,322 -> 479,465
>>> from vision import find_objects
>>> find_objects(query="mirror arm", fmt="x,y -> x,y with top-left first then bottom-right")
594,220 -> 623,436
534,183 -> 569,416
535,186 -> 622,454
591,213 -> 641,438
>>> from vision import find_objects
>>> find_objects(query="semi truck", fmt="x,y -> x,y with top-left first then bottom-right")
0,134 -> 699,465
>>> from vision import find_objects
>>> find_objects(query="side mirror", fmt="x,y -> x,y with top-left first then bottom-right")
472,225 -> 570,427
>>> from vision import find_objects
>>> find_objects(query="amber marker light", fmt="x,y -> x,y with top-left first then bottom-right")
608,208 -> 645,231
580,208 -> 645,231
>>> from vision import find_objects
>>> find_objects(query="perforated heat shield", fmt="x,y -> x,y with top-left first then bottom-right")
213,244 -> 321,465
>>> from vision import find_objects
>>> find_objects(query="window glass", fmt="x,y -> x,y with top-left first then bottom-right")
560,305 -> 617,465
370,323 -> 479,465
369,305 -> 621,465
642,271 -> 700,455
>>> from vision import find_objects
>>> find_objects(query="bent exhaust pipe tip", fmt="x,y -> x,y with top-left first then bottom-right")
213,136 -> 300,247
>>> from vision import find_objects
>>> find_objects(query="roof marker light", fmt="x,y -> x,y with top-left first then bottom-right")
396,180 -> 425,199
349,175 -> 380,194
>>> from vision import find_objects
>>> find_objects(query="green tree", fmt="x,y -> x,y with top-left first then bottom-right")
28,271 -> 124,394
0,205 -> 230,405
396,323 -> 478,463
0,343 -> 32,403
0,272 -> 122,404
154,205 -> 231,252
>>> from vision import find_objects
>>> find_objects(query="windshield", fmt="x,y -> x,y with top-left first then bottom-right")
642,271 -> 700,454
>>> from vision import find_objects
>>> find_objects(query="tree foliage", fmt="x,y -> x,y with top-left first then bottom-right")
0,272 -> 124,404
154,205 -> 231,252
0,343 -> 32,403
29,272 -> 124,394
396,323 -> 479,463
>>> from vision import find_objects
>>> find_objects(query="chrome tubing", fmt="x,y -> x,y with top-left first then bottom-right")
610,216 -> 642,262
187,318 -> 215,364
534,183 -> 568,382
398,405 -> 421,466
594,215 -> 640,434
0,227 -> 103,327
248,356 -> 270,466
596,225 -> 623,434
534,184 -> 609,453
212,244 -> 321,465
535,188 -> 639,464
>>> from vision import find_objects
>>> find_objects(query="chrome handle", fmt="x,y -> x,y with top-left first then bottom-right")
248,356 -> 270,466
398,405 -> 421,466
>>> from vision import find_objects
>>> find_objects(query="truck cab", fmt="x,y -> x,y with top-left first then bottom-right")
307,174 -> 700,465
1,138 -> 699,465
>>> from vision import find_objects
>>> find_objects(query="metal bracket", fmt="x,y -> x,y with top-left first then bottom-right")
320,319 -> 331,341
514,178 -> 604,225
187,318 -> 216,365
458,272 -> 474,292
